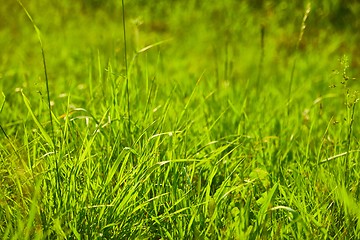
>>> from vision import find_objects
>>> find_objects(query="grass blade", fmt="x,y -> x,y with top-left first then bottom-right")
22,91 -> 54,148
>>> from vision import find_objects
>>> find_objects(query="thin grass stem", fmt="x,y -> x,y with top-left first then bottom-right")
17,0 -> 61,205
287,3 -> 311,115
121,0 -> 131,133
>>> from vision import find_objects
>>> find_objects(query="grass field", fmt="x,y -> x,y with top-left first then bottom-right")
1,0 -> 360,239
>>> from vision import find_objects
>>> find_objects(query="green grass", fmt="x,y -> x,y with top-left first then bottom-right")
1,0 -> 360,239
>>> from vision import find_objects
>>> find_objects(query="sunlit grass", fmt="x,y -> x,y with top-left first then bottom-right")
1,0 -> 360,239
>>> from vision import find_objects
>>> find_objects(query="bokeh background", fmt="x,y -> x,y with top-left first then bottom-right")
1,0 -> 359,93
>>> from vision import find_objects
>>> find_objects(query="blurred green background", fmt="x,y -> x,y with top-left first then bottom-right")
1,0 -> 359,127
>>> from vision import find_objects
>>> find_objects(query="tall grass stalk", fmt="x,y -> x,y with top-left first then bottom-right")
340,56 -> 358,184
121,0 -> 131,133
17,0 -> 61,203
287,3 -> 311,115
256,24 -> 265,91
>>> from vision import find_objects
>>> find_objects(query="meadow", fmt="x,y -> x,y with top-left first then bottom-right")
0,0 -> 360,239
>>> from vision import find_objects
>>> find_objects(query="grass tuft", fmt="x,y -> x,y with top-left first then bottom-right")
1,0 -> 359,239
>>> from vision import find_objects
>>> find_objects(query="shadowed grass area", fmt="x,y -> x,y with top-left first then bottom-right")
1,0 -> 360,239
